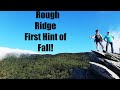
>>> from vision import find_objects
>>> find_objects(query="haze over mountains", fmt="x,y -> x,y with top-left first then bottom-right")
0,47 -> 40,60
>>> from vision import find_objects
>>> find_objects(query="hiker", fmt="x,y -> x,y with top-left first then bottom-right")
90,29 -> 104,52
104,32 -> 114,53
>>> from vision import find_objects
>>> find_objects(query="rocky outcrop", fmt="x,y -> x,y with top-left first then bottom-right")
89,50 -> 120,79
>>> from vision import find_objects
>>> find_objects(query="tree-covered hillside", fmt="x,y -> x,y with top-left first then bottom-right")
0,52 -> 92,79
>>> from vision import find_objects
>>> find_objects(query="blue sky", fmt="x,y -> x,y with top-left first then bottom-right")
0,11 -> 120,54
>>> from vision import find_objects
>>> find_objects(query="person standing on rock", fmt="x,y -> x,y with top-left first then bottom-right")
90,29 -> 105,52
104,32 -> 114,53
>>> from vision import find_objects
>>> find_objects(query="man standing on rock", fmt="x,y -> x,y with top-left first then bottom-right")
104,32 -> 114,53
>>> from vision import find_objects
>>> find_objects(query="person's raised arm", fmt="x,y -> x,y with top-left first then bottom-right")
90,34 -> 95,38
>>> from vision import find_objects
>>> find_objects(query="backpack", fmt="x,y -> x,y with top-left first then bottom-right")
95,34 -> 103,42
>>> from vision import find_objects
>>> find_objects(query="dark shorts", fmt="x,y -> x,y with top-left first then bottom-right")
96,41 -> 102,46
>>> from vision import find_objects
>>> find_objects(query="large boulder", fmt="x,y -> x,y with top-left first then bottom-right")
89,62 -> 120,79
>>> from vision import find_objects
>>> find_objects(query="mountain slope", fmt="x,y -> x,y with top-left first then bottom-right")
0,52 -> 92,79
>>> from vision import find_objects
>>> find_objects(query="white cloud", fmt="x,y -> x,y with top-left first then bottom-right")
0,47 -> 40,60
110,31 -> 120,53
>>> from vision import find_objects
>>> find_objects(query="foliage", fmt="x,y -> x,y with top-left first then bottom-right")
0,52 -> 91,79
